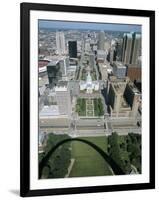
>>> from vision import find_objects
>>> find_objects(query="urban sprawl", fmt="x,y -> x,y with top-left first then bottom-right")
38,27 -> 142,178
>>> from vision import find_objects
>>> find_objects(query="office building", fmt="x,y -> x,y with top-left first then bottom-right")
130,33 -> 141,65
122,32 -> 141,65
113,61 -> 127,79
98,31 -> 105,50
108,82 -> 127,116
115,40 -> 123,61
97,50 -> 106,62
122,33 -> 133,64
127,65 -> 141,82
68,41 -> 77,58
107,47 -> 116,64
124,83 -> 141,117
47,60 -> 62,88
89,53 -> 96,68
55,81 -> 71,116
56,31 -> 66,55
107,77 -> 141,118
69,81 -> 80,97
85,42 -> 91,52
59,58 -> 68,77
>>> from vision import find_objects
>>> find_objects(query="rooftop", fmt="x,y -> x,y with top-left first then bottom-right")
47,60 -> 59,66
40,105 -> 60,116
112,82 -> 126,94
55,81 -> 68,91
113,61 -> 126,68
128,83 -> 140,94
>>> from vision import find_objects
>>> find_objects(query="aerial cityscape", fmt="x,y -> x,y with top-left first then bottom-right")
38,20 -> 142,179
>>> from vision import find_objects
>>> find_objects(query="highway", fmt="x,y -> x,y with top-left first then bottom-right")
39,116 -> 141,136
39,98 -> 141,136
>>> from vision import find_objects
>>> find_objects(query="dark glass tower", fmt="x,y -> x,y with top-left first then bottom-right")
68,41 -> 77,58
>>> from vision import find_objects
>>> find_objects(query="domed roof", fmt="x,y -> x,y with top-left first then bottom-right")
86,71 -> 92,84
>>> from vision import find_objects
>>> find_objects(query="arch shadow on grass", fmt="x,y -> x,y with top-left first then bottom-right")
39,138 -> 125,178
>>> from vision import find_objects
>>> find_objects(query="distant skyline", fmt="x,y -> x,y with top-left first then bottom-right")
39,20 -> 141,32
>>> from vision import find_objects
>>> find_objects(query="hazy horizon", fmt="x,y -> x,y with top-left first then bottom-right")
39,20 -> 141,32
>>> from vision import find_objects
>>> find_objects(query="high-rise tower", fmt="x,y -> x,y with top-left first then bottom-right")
98,31 -> 105,50
68,41 -> 77,58
121,32 -> 141,65
56,32 -> 66,55
130,33 -> 141,65
122,33 -> 133,64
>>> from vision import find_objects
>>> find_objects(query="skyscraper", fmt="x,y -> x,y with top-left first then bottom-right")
108,47 -> 117,64
121,32 -> 141,65
89,53 -> 95,68
68,41 -> 77,58
55,81 -> 71,116
130,33 -> 141,64
122,33 -> 133,64
98,31 -> 105,50
108,82 -> 126,115
113,62 -> 127,79
124,83 -> 141,117
47,60 -> 62,88
56,32 -> 66,55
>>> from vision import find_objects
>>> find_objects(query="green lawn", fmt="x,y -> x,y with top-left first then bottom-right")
94,98 -> 104,116
76,98 -> 86,116
69,136 -> 113,177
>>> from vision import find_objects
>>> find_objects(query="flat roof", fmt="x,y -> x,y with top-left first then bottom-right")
40,105 -> 60,116
112,82 -> 126,94
113,61 -> 126,68
128,83 -> 140,94
47,60 -> 59,66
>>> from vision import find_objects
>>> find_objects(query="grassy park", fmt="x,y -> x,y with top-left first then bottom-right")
107,133 -> 141,174
39,133 -> 141,179
76,98 -> 86,116
69,136 -> 113,177
94,98 -> 104,116
76,98 -> 104,117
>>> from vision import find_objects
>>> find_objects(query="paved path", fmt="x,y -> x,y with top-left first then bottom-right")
65,158 -> 75,178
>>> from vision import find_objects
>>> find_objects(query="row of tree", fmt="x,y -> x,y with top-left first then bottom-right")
39,134 -> 71,179
94,98 -> 104,116
108,132 -> 141,174
76,98 -> 86,116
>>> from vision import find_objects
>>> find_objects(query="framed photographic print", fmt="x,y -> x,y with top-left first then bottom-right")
20,2 -> 155,197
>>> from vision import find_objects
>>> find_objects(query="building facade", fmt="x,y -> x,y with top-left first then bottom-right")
68,41 -> 77,58
47,60 -> 62,87
122,32 -> 141,65
113,61 -> 127,79
55,81 -> 71,116
56,32 -> 66,55
98,31 -> 105,50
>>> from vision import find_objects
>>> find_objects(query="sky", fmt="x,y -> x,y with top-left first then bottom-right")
39,20 -> 141,32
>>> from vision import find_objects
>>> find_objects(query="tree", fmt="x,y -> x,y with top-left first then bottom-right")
108,133 -> 131,174
39,133 -> 71,179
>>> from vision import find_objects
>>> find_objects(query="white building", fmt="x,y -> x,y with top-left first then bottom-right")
97,50 -> 107,62
56,31 -> 66,55
98,31 -> 105,50
55,81 -> 71,116
40,105 -> 60,118
80,71 -> 99,93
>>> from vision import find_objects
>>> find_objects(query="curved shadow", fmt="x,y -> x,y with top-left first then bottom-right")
39,138 -> 125,178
